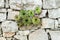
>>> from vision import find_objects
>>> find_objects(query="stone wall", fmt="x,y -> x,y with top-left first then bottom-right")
0,0 -> 60,40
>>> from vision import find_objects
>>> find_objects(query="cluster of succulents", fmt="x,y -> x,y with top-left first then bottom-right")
15,6 -> 41,27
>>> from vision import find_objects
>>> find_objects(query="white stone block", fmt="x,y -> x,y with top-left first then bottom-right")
14,35 -> 27,40
0,37 -> 6,40
3,32 -> 15,37
0,9 -> 6,22
1,21 -> 18,32
54,20 -> 58,29
43,0 -> 60,9
41,18 -> 55,29
29,29 -> 48,40
9,0 -> 22,10
49,31 -> 60,40
16,30 -> 30,36
39,10 -> 47,18
0,0 -> 4,8
48,8 -> 60,18
8,9 -> 19,20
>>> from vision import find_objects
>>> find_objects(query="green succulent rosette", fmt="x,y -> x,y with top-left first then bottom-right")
15,15 -> 20,21
35,6 -> 41,14
23,18 -> 32,26
27,10 -> 34,17
32,17 -> 40,25
19,10 -> 27,18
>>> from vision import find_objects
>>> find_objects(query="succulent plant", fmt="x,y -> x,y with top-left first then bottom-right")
15,15 -> 20,21
23,18 -> 32,26
35,6 -> 41,14
19,10 -> 27,18
27,10 -> 34,17
32,17 -> 40,25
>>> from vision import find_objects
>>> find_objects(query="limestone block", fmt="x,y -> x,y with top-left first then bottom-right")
43,0 -> 60,9
29,29 -> 48,40
8,9 -> 19,20
49,31 -> 60,40
41,18 -> 55,29
0,37 -> 6,40
48,8 -> 60,18
39,10 -> 47,18
0,0 -> 4,8
0,9 -> 6,22
1,21 -> 18,32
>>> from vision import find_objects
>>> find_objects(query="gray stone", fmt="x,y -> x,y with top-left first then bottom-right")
29,29 -> 48,40
49,31 -> 60,40
9,0 -> 22,10
41,18 -> 55,29
43,0 -> 60,9
48,8 -> 60,18
0,37 -> 6,40
8,9 -> 19,20
14,35 -> 27,40
3,32 -> 15,37
16,30 -> 30,36
0,0 -> 4,8
0,9 -> 6,22
39,10 -> 47,18
54,20 -> 58,29
1,21 -> 18,32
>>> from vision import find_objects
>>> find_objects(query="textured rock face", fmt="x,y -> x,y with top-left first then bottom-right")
0,9 -> 6,22
0,0 -> 4,8
8,9 -> 19,20
29,29 -> 48,40
0,37 -> 6,40
0,0 -> 60,40
48,8 -> 60,18
43,0 -> 60,9
49,31 -> 60,40
1,21 -> 18,32
42,18 -> 55,29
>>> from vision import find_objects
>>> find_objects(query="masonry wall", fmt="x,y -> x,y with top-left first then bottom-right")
0,0 -> 60,40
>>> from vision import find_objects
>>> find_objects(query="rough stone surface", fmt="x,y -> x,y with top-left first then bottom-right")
43,0 -> 60,9
41,18 -> 55,29
29,29 -> 48,40
39,10 -> 47,18
0,0 -> 4,8
3,32 -> 15,37
0,37 -> 6,40
8,9 -> 19,20
1,21 -> 18,32
49,31 -> 60,40
0,9 -> 6,22
48,8 -> 60,18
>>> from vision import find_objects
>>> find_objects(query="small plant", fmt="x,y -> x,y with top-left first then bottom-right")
15,6 -> 41,27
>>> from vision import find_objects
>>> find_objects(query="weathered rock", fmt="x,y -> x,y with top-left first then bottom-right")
54,20 -> 58,29
9,0 -> 22,10
16,30 -> 30,36
0,37 -> 6,40
43,0 -> 60,9
49,31 -> 60,40
29,29 -> 48,40
48,8 -> 60,18
25,0 -> 42,10
6,37 -> 12,40
0,0 -> 4,8
5,0 -> 9,8
41,18 -> 55,29
39,10 -> 47,18
1,21 -> 18,32
3,32 -> 15,37
0,9 -> 6,22
8,9 -> 19,20
14,35 -> 27,40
